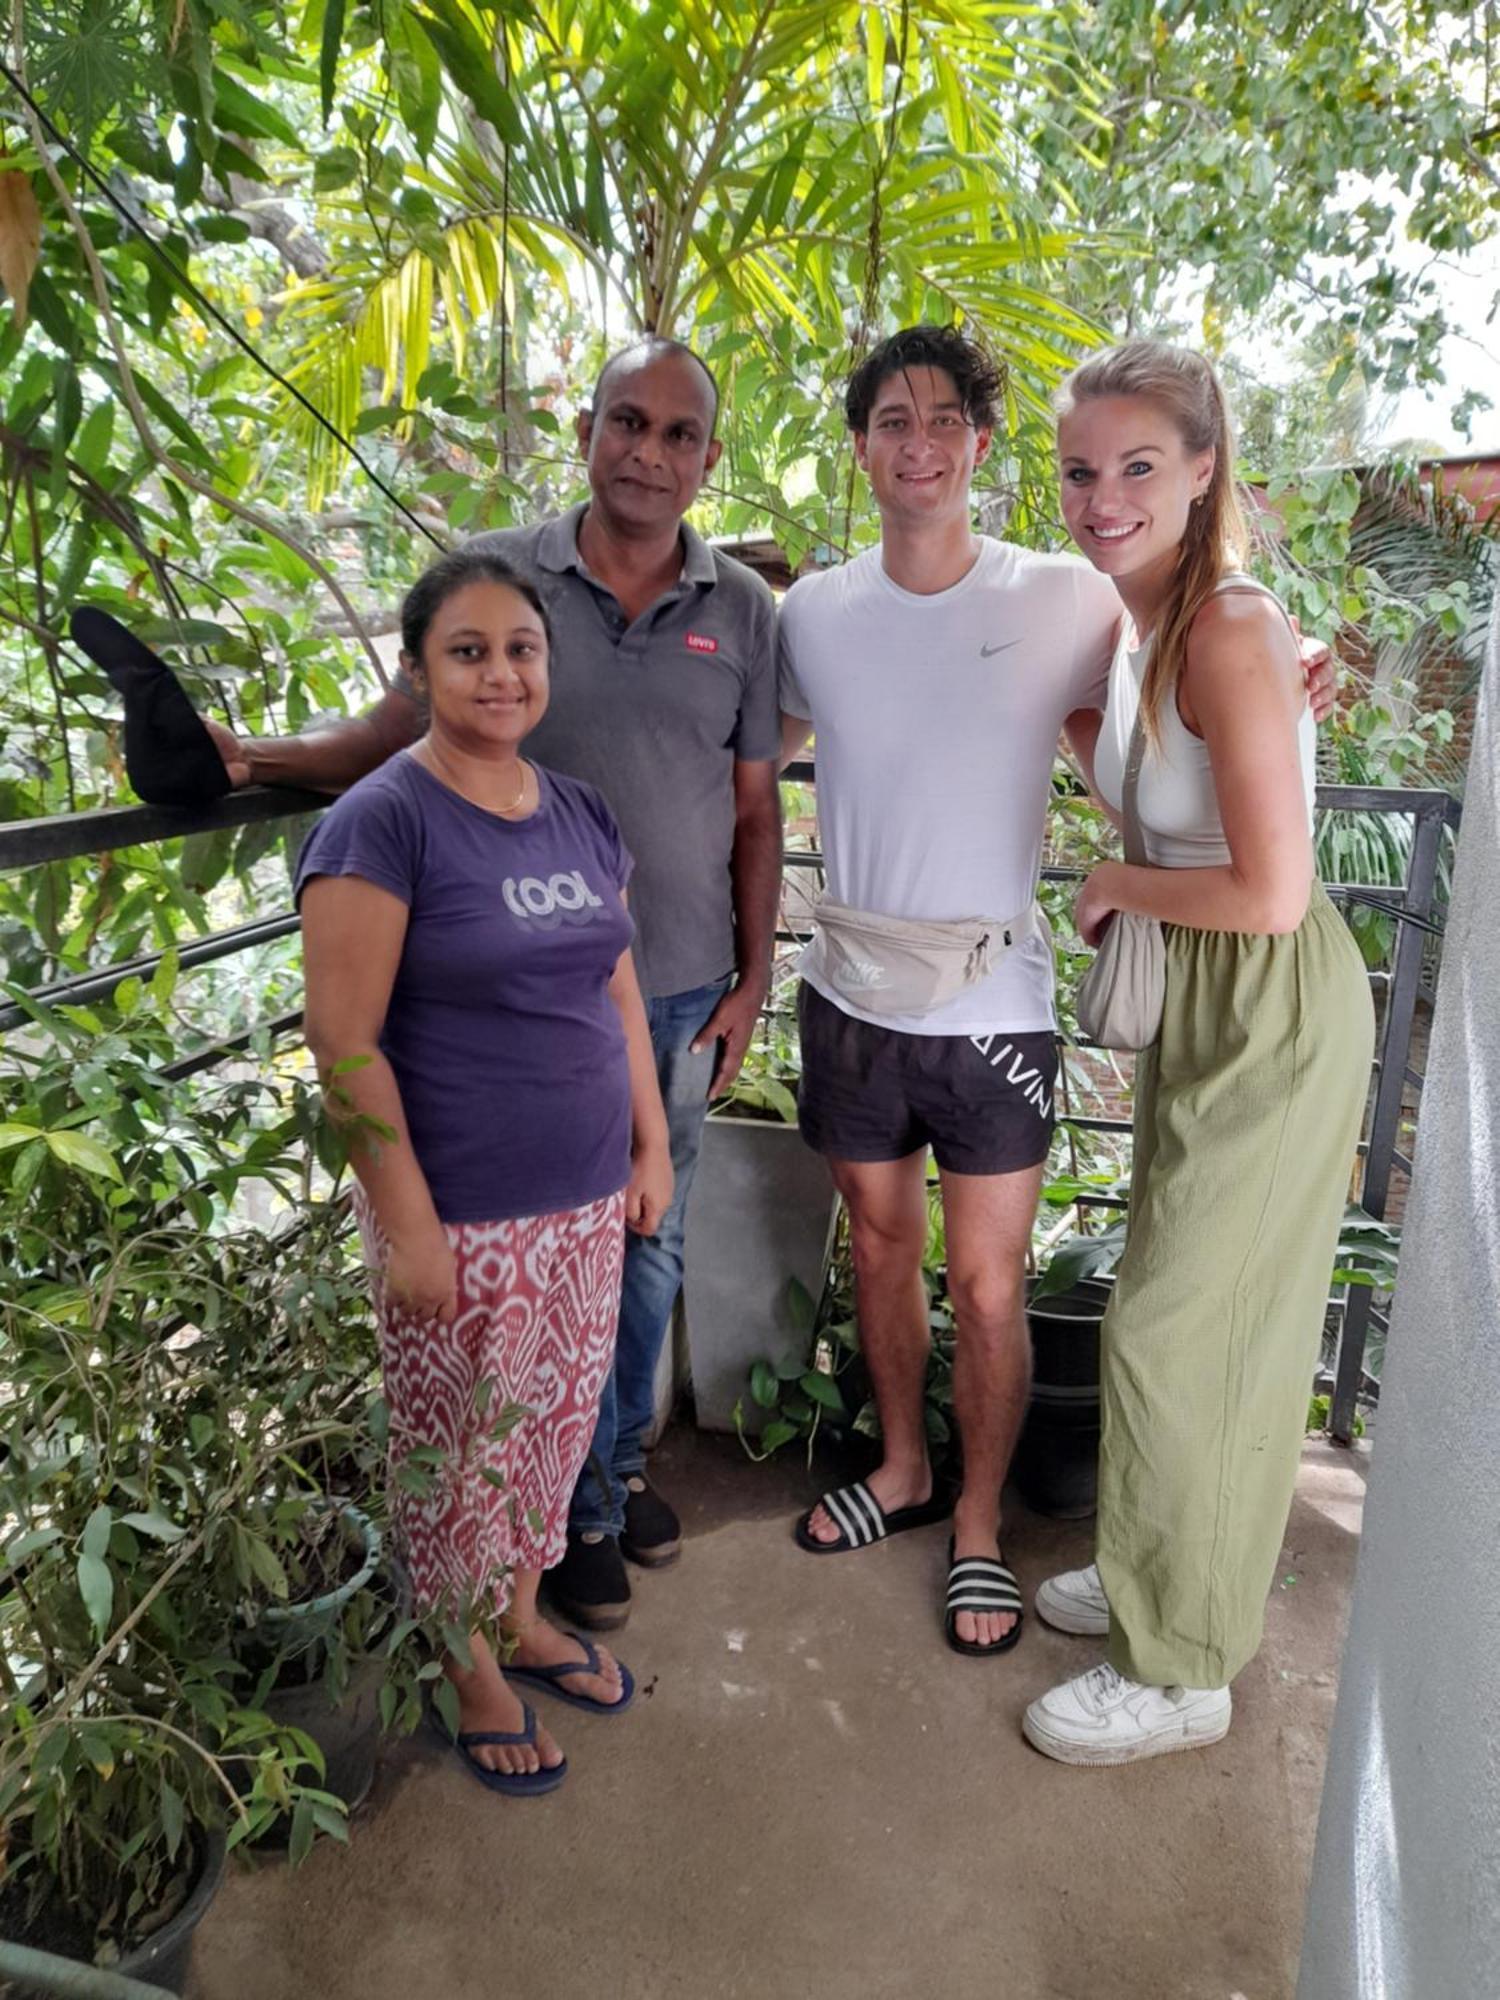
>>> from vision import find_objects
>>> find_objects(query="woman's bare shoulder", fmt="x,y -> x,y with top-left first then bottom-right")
1185,586 -> 1297,678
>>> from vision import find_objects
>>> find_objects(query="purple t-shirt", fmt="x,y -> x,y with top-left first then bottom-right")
295,753 -> 635,1224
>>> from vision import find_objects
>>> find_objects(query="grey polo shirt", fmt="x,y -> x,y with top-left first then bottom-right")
405,504 -> 779,999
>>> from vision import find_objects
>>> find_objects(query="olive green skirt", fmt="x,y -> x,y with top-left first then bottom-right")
1095,886 -> 1375,1688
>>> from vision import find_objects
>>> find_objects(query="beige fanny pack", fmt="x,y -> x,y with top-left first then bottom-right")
800,896 -> 1042,1018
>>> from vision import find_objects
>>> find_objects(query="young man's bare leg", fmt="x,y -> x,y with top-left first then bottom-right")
938,1161 -> 1045,1645
803,1150 -> 933,1544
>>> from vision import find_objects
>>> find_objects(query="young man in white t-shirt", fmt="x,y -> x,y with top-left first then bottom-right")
778,325 -> 1121,1654
779,325 -> 1330,1659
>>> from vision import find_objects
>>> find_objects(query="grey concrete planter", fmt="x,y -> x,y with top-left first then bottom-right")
681,1114 -> 838,1434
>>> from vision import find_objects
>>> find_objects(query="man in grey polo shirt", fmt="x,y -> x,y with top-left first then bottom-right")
80,338 -> 782,1630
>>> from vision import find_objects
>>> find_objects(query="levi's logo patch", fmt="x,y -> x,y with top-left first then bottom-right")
685,631 -> 718,654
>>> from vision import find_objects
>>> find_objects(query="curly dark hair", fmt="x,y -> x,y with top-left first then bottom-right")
843,324 -> 1006,434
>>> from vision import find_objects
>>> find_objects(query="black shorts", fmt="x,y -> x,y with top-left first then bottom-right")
796,982 -> 1058,1176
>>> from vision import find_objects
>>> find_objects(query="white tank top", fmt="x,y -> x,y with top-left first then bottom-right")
1093,574 -> 1317,869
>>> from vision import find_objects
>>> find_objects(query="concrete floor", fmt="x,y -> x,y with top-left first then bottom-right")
191,1430 -> 1368,2000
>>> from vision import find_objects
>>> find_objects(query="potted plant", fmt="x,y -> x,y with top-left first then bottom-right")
736,1170 -> 955,1466
234,1503 -> 400,1836
0,990 -> 397,1980
1012,1228 -> 1124,1520
0,1187 -> 334,1986
682,993 -> 839,1433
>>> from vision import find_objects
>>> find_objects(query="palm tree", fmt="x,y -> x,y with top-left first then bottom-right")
275,0 -> 1107,531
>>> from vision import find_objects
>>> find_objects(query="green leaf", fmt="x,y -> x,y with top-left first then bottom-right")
289,1795 -> 316,1868
82,1504 -> 113,1561
749,1359 -> 779,1408
0,1123 -> 42,1154
44,1129 -> 122,1182
1035,1228 -> 1125,1299
74,398 -> 115,475
353,402 -> 408,434
77,1550 -> 114,1638
132,371 -> 210,458
179,827 -> 234,895
151,946 -> 180,1011
11,1139 -> 47,1203
799,1370 -> 845,1414
758,1418 -> 798,1454
134,617 -> 237,649
313,147 -> 361,194
196,216 -> 252,244
214,69 -> 302,149
440,1621 -> 474,1671
242,1532 -> 289,1601
412,2 -> 523,144
78,1729 -> 115,1778
121,1510 -> 185,1544
433,1675 -> 460,1737
159,1775 -> 185,1860
757,1076 -> 799,1124
785,1275 -> 816,1333
320,0 -> 347,125
311,1801 -> 349,1842
4,1524 -> 61,1565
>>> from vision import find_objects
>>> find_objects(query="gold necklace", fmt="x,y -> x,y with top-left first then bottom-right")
417,744 -> 530,817
495,760 -> 530,815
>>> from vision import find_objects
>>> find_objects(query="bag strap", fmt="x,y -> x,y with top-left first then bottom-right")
1117,574 -> 1298,866
1120,699 -> 1150,867
1214,572 -> 1301,648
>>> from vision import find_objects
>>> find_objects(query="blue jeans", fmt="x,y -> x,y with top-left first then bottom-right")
568,976 -> 732,1538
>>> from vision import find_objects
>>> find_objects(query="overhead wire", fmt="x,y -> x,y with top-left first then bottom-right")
0,56 -> 448,553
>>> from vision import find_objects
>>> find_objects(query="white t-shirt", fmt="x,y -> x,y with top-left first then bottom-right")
779,538 -> 1121,1034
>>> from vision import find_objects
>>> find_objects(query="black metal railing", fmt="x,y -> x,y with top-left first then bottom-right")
782,764 -> 1460,1442
0,774 -> 1460,1445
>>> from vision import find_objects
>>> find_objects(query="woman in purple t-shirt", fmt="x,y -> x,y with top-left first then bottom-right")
297,548 -> 671,1797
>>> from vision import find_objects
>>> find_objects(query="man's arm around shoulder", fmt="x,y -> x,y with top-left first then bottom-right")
211,681 -> 424,796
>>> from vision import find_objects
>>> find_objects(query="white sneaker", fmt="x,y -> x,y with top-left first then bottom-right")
1035,1561 -> 1110,1636
1022,1663 -> 1232,1766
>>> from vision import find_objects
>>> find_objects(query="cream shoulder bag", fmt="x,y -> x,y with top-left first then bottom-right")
1074,703 -> 1165,1052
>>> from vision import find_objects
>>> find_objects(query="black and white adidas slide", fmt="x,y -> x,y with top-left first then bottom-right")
943,1537 -> 1024,1656
793,1480 -> 950,1554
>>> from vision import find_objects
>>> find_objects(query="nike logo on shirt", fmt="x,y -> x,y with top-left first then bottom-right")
980,639 -> 1021,658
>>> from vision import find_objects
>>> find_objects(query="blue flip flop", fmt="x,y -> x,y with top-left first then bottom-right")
427,1700 -> 568,1797
506,1632 -> 636,1715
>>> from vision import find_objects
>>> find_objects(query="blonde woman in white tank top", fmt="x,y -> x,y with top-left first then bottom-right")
1021,341 -> 1374,1768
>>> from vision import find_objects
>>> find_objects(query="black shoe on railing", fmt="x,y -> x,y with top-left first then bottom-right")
70,607 -> 233,809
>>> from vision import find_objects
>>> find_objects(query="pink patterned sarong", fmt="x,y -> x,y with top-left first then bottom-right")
356,1189 -> 625,1617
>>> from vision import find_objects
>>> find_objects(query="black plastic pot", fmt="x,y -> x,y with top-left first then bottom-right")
110,1830 -> 224,1998
0,1831 -> 224,1999
230,1506 -> 393,1845
262,1651 -> 385,1826
1012,1277 -> 1113,1519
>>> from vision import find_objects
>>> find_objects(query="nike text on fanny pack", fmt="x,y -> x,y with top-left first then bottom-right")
503,870 -> 606,920
839,957 -> 887,988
